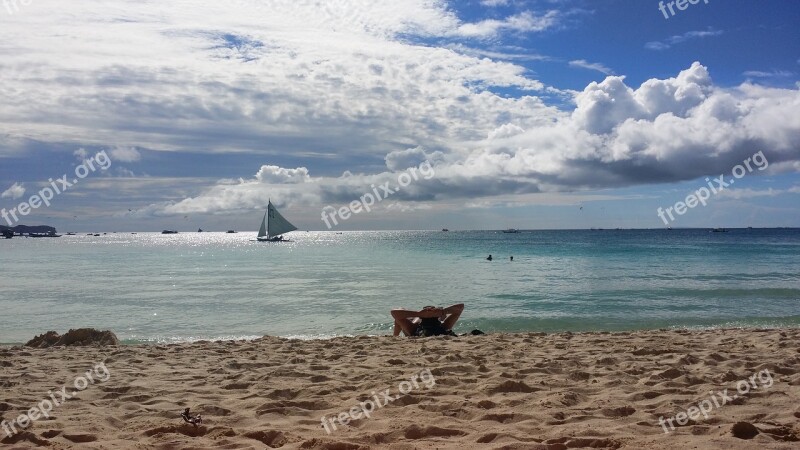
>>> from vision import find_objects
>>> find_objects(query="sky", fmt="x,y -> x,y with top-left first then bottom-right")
0,0 -> 798,232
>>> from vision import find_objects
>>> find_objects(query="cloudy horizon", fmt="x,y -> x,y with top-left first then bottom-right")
1,0 -> 798,232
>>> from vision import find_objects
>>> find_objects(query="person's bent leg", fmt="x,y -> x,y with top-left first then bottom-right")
393,320 -> 401,336
391,310 -> 420,336
394,318 -> 419,336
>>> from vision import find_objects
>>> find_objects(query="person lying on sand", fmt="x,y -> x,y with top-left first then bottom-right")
391,303 -> 464,337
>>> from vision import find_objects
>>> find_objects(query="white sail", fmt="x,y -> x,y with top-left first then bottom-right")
266,200 -> 297,238
257,212 -> 268,238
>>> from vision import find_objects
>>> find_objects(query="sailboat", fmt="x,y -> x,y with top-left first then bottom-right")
256,200 -> 297,242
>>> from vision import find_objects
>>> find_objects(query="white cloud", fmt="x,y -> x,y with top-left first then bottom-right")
134,61 -> 800,217
73,148 -> 89,161
109,146 -> 141,162
569,59 -> 614,75
480,0 -> 509,7
488,123 -> 525,139
0,2 -> 797,220
0,0 -> 557,158
456,11 -> 560,38
115,167 -> 137,177
445,43 -> 551,62
743,70 -> 794,78
385,147 -> 444,171
1,182 -> 25,200
254,166 -> 311,184
645,29 -> 723,51
718,186 -> 800,200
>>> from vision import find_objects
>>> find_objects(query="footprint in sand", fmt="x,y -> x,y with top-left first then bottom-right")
601,406 -> 636,417
403,425 -> 465,439
243,430 -> 287,448
63,433 -> 98,443
1,431 -> 50,446
41,430 -> 62,438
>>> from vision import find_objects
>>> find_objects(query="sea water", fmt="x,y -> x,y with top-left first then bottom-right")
1,229 -> 798,344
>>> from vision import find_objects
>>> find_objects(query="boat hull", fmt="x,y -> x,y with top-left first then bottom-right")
256,237 -> 291,242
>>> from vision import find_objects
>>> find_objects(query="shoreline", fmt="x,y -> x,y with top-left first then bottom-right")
2,327 -> 798,448
3,324 -> 800,348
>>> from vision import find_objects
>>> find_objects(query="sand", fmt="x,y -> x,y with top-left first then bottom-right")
1,328 -> 799,449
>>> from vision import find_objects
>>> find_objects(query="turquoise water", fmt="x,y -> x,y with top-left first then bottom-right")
1,229 -> 799,344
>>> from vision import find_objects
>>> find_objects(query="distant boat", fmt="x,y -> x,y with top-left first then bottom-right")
94,233 -> 101,236
162,230 -> 178,234
227,230 -> 237,234
442,228 -> 449,232
256,200 -> 297,242
502,228 -> 519,233
711,228 -> 729,233
66,232 -> 76,236
198,228 -> 203,233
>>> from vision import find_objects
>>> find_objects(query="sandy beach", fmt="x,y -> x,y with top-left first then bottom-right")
1,328 -> 799,449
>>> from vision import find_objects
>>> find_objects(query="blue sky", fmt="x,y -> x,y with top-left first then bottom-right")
0,0 -> 798,231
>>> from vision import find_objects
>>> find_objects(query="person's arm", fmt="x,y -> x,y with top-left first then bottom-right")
391,309 -> 420,336
391,307 -> 443,320
441,304 -> 464,330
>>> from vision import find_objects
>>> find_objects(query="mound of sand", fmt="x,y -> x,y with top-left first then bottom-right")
24,328 -> 119,348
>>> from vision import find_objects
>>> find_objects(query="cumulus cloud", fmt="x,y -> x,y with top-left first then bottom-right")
135,61 -> 800,216
254,166 -> 311,184
573,62 -> 712,134
0,2 -> 797,221
488,123 -> 525,140
385,147 -> 444,171
1,182 -> 25,200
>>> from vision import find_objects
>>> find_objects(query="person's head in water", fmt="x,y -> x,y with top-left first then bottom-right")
487,254 -> 492,261
510,256 -> 513,261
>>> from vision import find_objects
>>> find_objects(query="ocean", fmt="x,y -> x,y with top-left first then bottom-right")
1,229 -> 798,344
